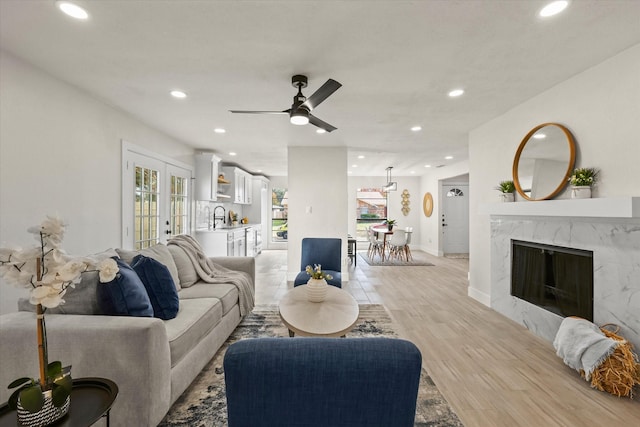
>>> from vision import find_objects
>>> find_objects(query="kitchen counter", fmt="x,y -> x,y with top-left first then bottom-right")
195,223 -> 259,233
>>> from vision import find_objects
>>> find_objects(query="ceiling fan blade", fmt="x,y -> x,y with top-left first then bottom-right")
301,79 -> 342,111
229,110 -> 289,114
309,114 -> 337,132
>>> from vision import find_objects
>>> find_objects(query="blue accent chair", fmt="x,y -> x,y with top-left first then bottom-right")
224,337 -> 422,427
293,237 -> 342,287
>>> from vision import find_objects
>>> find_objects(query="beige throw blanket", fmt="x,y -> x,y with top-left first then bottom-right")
168,235 -> 254,316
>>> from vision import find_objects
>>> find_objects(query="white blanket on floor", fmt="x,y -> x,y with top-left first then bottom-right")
553,317 -> 619,380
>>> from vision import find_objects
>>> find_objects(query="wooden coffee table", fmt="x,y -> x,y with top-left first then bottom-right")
279,285 -> 360,337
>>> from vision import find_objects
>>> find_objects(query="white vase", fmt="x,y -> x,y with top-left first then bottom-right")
571,186 -> 591,199
500,193 -> 515,202
17,390 -> 70,427
306,278 -> 329,302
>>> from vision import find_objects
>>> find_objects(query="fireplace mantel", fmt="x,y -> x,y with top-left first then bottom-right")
481,196 -> 640,218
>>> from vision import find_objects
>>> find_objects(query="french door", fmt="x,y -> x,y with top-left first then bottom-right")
122,143 -> 192,249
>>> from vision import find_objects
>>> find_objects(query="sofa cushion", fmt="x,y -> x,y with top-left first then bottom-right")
164,298 -> 222,367
132,255 -> 180,320
167,244 -> 199,288
116,245 -> 181,291
178,283 -> 238,316
97,258 -> 154,317
18,249 -> 119,315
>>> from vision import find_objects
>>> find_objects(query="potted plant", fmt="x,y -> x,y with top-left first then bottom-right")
569,167 -> 598,199
495,180 -> 516,202
385,219 -> 397,231
0,216 -> 117,426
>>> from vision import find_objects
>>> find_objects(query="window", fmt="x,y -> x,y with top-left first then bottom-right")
135,166 -> 160,250
272,187 -> 288,241
447,188 -> 464,197
355,188 -> 388,240
170,174 -> 188,236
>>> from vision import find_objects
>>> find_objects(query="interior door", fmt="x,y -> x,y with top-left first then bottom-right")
442,184 -> 469,254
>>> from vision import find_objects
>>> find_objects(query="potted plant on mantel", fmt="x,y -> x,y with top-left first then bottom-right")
569,167 -> 599,199
495,180 -> 516,202
0,216 -> 117,427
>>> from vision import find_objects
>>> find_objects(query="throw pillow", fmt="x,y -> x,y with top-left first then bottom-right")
97,258 -> 154,317
167,244 -> 199,288
116,244 -> 181,291
131,254 -> 180,320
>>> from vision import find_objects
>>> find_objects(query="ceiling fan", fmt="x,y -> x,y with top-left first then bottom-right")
229,75 -> 342,132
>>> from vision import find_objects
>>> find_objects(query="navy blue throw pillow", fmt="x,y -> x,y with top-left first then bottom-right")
131,254 -> 180,320
97,258 -> 154,317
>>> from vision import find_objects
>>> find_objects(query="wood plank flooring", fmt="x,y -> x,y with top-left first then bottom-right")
254,249 -> 640,426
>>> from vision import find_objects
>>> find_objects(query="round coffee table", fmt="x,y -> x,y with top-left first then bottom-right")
0,377 -> 118,427
279,285 -> 360,337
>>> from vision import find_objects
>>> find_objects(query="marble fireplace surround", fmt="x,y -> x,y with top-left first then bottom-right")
487,197 -> 640,350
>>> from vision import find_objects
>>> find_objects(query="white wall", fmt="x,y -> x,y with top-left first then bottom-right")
287,147 -> 348,280
347,175 -> 421,245
419,161 -> 470,256
0,51 -> 195,314
468,43 -> 640,306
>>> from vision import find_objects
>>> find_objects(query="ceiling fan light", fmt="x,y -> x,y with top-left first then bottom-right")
290,109 -> 309,125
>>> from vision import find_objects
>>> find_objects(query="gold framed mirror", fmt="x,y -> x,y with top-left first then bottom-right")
512,123 -> 576,201
423,192 -> 433,217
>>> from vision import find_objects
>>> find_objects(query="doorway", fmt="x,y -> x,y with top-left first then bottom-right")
441,183 -> 469,255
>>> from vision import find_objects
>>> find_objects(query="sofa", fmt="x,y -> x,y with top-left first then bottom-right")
0,243 -> 255,427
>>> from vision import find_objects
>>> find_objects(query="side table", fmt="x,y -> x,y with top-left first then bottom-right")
0,377 -> 118,427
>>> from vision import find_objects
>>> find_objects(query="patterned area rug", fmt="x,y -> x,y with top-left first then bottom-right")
159,305 -> 463,427
358,252 -> 435,267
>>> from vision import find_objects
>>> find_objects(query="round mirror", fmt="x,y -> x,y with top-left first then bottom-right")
512,123 -> 576,201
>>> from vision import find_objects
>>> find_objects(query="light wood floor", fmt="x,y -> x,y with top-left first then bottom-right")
254,249 -> 640,427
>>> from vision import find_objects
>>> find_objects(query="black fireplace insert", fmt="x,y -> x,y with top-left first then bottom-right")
511,240 -> 593,321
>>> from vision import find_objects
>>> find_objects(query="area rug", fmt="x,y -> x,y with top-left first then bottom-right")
358,251 -> 435,267
159,305 -> 463,427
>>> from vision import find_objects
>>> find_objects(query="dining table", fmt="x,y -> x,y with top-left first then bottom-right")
370,224 -> 394,261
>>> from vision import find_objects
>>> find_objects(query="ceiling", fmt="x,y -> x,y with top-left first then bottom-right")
1,1 -> 639,177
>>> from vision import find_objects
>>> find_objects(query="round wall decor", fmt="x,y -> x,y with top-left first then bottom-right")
423,192 -> 433,217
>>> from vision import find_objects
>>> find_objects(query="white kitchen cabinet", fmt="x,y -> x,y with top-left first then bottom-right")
195,153 -> 227,201
222,166 -> 253,204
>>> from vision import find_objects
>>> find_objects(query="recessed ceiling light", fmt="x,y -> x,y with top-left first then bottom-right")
411,126 -> 422,132
56,1 -> 89,20
539,1 -> 569,17
316,128 -> 326,134
229,152 -> 237,156
358,155 -> 365,159
170,90 -> 187,99
348,170 -> 353,174
445,155 -> 454,160
533,133 -> 546,139
214,128 -> 226,134
448,89 -> 464,97
352,164 -> 358,168
410,171 -> 415,174
257,169 -> 262,173
425,164 -> 431,168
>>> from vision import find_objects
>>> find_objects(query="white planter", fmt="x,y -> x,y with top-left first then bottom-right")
500,193 -> 515,202
306,278 -> 329,302
571,186 -> 592,199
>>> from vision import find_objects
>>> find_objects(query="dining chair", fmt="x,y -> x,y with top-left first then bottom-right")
367,227 -> 384,260
404,227 -> 413,261
387,230 -> 408,262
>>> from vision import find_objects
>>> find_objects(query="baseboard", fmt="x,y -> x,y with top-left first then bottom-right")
467,286 -> 491,307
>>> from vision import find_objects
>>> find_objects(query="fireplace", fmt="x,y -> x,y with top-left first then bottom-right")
511,240 -> 593,321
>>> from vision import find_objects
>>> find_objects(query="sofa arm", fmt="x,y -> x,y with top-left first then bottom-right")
210,256 -> 255,289
0,312 -> 171,427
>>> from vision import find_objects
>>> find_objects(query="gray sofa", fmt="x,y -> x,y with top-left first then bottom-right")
0,243 -> 255,427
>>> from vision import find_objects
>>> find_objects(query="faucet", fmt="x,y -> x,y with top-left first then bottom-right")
213,206 -> 226,229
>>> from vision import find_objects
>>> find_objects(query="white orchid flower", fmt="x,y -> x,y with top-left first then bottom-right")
98,258 -> 118,282
57,260 -> 88,282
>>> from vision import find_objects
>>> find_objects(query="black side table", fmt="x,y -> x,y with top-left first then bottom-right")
0,377 -> 118,427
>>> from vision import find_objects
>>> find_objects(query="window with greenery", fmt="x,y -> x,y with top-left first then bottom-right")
135,166 -> 159,250
170,175 -> 188,236
355,188 -> 388,240
272,187 -> 288,241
